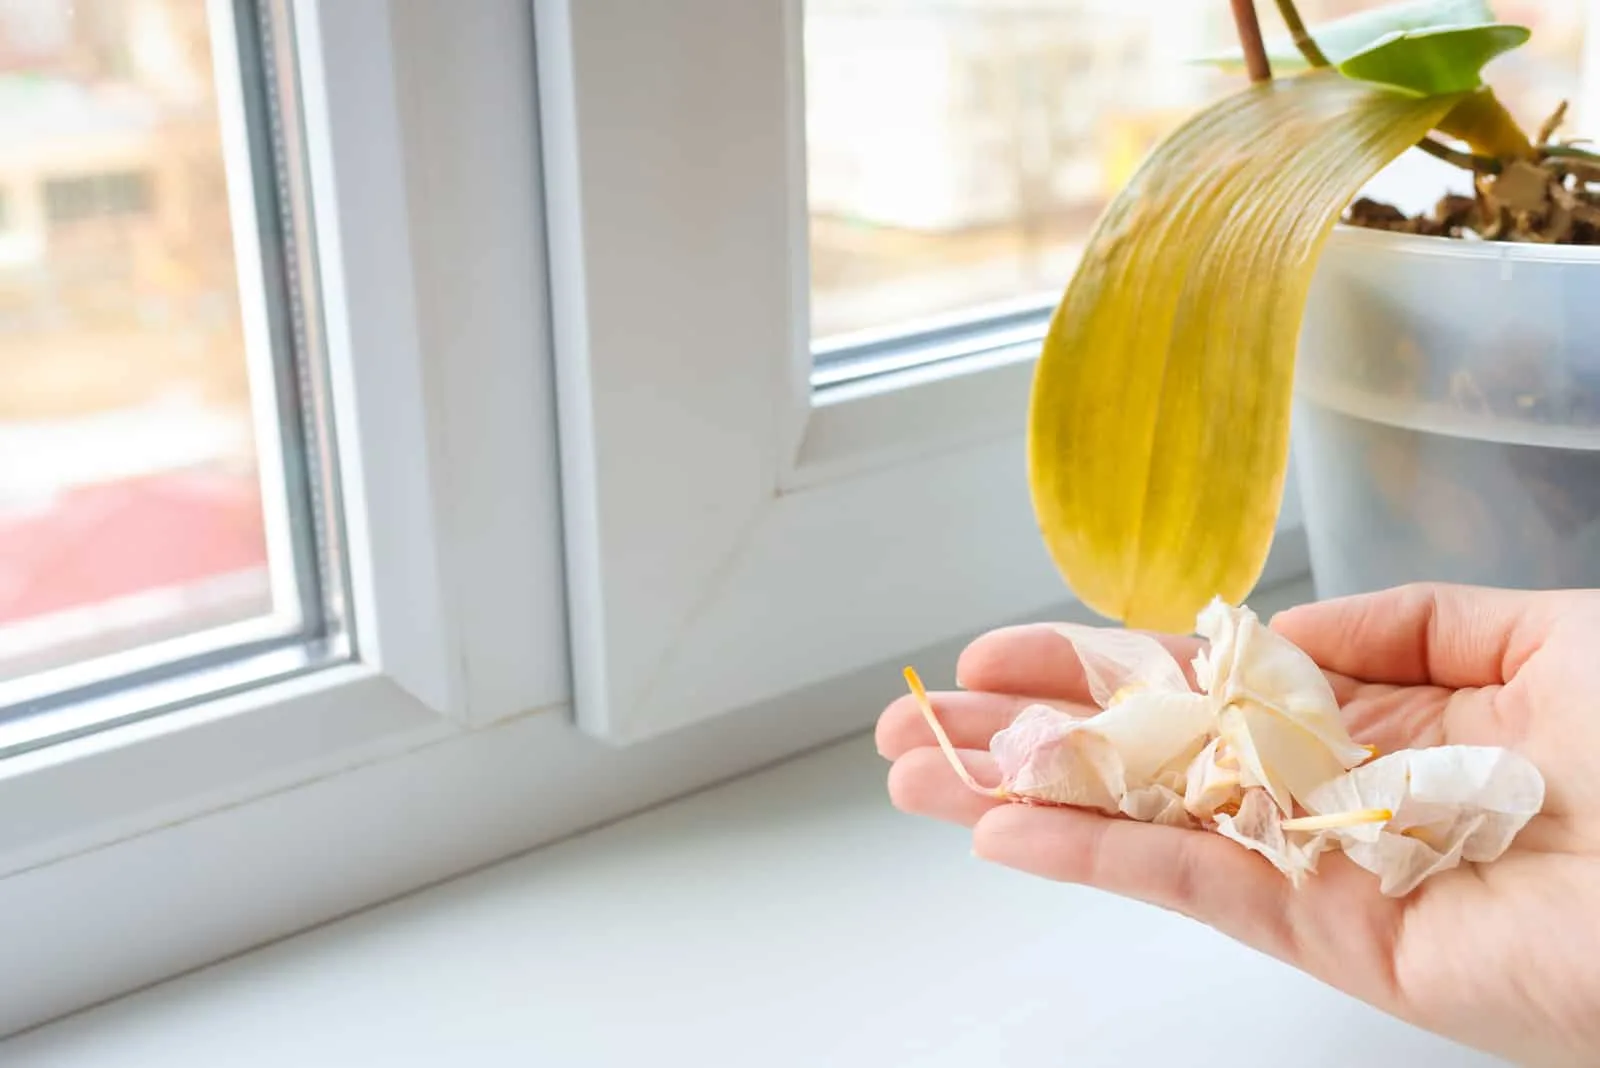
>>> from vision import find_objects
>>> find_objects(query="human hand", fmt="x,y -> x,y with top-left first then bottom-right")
877,583 -> 1600,1067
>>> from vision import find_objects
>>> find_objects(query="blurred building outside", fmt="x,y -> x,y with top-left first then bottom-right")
0,0 -> 268,683
805,0 -> 1594,341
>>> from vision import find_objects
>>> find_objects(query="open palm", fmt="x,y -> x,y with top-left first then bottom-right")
877,584 -> 1600,1068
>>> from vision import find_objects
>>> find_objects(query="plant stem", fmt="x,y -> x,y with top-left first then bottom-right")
1273,0 -> 1330,67
1229,0 -> 1272,83
1541,143 -> 1600,163
1416,136 -> 1500,174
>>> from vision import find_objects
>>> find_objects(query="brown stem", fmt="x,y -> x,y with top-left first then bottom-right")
1415,135 -> 1500,174
1229,0 -> 1272,83
1274,0 -> 1330,66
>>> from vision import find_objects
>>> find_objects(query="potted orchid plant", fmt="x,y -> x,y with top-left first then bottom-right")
900,0 -> 1582,896
1026,0 -> 1600,626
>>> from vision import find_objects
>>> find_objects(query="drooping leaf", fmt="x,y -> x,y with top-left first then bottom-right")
1192,0 -> 1494,72
1337,22 -> 1530,96
1027,71 -> 1458,633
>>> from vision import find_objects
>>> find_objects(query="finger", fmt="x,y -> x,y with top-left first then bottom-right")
956,623 -> 1204,699
887,747 -> 1005,827
1335,682 -> 1475,753
1270,582 -> 1559,688
876,691 -> 1088,760
972,804 -> 1295,954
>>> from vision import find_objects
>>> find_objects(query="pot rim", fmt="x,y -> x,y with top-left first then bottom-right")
1328,221 -> 1600,265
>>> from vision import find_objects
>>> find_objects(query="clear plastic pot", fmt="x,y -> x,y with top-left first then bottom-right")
1292,224 -> 1600,598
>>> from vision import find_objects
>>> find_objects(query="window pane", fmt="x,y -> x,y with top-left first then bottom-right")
805,0 -> 1594,348
0,0 -> 338,729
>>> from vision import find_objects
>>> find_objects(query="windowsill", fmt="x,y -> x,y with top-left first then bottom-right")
4,723 -> 1504,1065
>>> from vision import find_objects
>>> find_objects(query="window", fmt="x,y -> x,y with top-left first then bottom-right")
0,0 -> 570,1032
805,1 -> 1222,347
806,0 -> 1593,363
0,0 -> 342,756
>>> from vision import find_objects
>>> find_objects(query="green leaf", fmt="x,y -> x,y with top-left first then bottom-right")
1337,22 -> 1531,96
1192,0 -> 1493,72
1027,71 -> 1458,633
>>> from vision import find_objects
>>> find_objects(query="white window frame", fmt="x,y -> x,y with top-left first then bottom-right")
0,0 -> 569,1021
535,0 -> 1308,744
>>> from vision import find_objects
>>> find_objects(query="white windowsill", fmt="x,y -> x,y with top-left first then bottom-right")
4,716 -> 1502,1066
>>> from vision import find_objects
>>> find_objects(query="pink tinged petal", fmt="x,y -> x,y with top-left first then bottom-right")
987,694 -> 1211,816
991,705 -> 1125,812
1046,622 -> 1192,708
990,704 -> 1085,779
1212,787 -> 1329,887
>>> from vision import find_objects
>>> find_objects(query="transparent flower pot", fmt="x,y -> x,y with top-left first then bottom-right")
1292,223 -> 1600,599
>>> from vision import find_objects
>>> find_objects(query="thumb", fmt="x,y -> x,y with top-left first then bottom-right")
1269,582 -> 1556,689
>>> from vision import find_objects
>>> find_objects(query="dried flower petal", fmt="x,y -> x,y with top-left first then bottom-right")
1300,746 -> 1546,896
1183,736 -> 1244,821
1121,782 -> 1193,827
1082,690 -> 1214,783
988,689 -> 1214,811
992,704 -> 1124,810
1046,623 -> 1191,708
1213,787 -> 1329,886
1197,599 -> 1367,762
1198,599 -> 1371,813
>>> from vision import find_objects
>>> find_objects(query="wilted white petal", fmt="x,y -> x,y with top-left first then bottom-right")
1342,820 -> 1479,897
1302,746 -> 1546,897
1217,703 -> 1355,816
1213,787 -> 1328,886
1183,736 -> 1243,821
1121,784 -> 1193,827
1190,648 -> 1217,694
1193,598 -> 1238,690
1195,597 -> 1370,771
1085,690 -> 1213,785
1216,705 -> 1276,805
1048,622 -> 1191,708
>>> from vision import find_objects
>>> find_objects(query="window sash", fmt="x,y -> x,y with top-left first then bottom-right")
535,0 -> 1308,744
0,0 -> 567,888
0,0 -> 345,752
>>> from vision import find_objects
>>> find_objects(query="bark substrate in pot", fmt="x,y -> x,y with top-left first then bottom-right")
1292,224 -> 1600,599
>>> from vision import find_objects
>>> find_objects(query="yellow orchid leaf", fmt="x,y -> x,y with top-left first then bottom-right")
1027,70 -> 1458,633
